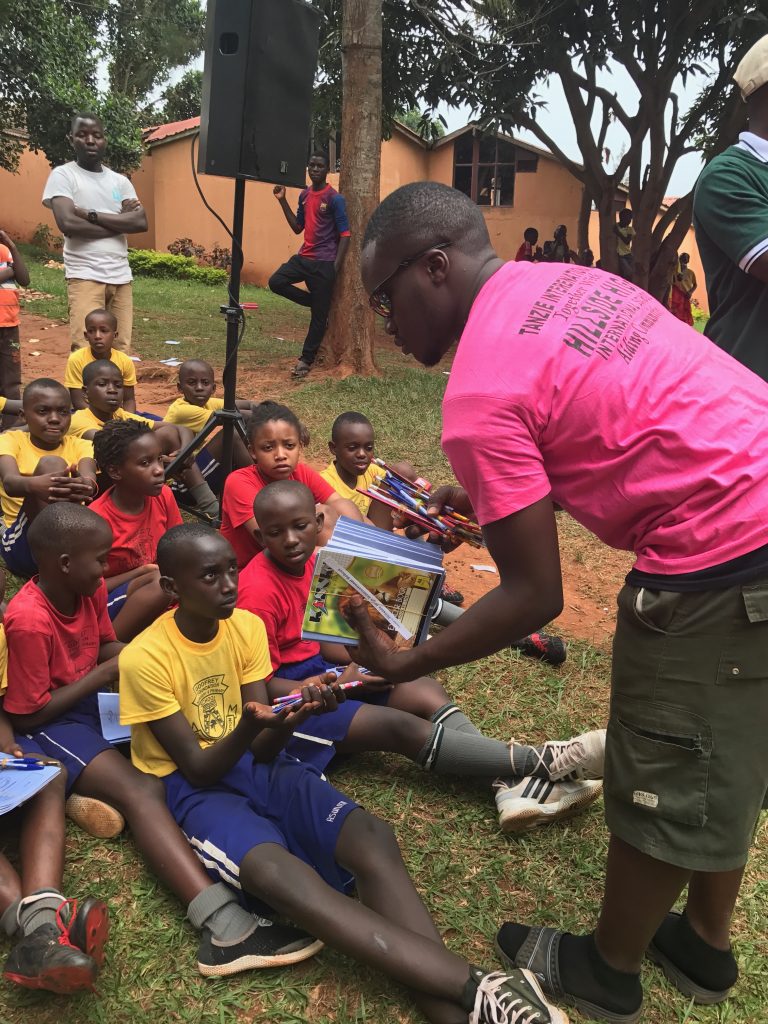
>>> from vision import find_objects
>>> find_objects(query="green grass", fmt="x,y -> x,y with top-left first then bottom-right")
2,252 -> 766,1024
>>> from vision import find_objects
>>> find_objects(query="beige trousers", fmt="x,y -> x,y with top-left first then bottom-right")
67,279 -> 133,351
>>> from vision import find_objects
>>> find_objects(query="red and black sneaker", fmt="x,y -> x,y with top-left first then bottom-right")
61,897 -> 110,969
441,586 -> 465,607
2,923 -> 98,994
512,633 -> 567,666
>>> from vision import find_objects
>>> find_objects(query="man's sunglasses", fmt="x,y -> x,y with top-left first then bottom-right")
368,241 -> 453,318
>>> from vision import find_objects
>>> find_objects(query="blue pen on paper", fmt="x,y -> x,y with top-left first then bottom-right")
0,757 -> 59,771
271,679 -> 365,713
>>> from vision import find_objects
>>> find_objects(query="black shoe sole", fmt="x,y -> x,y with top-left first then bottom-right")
647,941 -> 733,1005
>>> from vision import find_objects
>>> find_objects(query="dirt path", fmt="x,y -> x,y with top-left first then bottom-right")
19,310 -> 627,648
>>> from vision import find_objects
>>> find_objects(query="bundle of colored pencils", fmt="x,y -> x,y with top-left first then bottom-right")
359,459 -> 484,548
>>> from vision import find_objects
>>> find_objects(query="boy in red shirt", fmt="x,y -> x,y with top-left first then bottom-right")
0,229 -> 28,429
2,502 -> 318,977
237,480 -> 604,832
270,153 -> 350,378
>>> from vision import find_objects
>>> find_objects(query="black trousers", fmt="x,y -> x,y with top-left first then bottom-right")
269,254 -> 336,365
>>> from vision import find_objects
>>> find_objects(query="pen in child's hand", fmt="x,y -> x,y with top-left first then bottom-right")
271,679 -> 365,713
0,757 -> 60,771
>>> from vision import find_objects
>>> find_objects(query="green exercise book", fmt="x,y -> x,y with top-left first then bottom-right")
301,517 -> 445,647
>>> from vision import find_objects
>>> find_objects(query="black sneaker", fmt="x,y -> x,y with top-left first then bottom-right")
512,632 -> 567,666
197,918 -> 324,976
63,897 -> 110,969
461,965 -> 570,1023
3,923 -> 98,994
441,586 -> 465,606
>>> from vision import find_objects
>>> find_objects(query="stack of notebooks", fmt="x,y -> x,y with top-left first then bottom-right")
301,517 -> 445,647
359,459 -> 483,548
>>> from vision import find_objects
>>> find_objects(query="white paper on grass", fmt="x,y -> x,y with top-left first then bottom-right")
98,692 -> 131,745
0,764 -> 61,815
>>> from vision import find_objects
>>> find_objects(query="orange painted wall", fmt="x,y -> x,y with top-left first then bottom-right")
0,147 -> 60,242
380,132 -> 429,197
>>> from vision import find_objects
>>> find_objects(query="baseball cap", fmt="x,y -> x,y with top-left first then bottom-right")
734,35 -> 768,100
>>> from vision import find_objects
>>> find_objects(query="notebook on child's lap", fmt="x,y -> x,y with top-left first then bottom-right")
302,517 -> 444,647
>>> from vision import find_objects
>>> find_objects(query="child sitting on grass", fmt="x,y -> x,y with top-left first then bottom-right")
65,309 -> 137,412
220,401 -> 362,569
2,503 -> 319,978
118,520 -> 569,1024
0,567 -> 109,995
0,379 -> 97,578
237,481 -> 604,832
89,419 -> 183,641
70,360 -> 219,518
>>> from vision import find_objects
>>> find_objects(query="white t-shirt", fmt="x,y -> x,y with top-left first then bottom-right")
42,162 -> 137,284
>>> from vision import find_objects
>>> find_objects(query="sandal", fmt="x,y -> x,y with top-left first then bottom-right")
290,360 -> 311,379
647,911 -> 737,1004
496,926 -> 644,1024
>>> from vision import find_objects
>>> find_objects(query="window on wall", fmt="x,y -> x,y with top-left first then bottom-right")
453,133 -> 538,206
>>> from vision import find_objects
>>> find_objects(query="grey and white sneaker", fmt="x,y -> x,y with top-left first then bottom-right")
197,917 -> 324,976
463,965 -> 570,1023
494,776 -> 603,834
511,729 -> 606,782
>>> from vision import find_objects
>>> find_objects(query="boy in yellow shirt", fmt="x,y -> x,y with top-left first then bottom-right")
64,309 -> 137,412
118,521 -> 567,1024
0,379 -> 96,577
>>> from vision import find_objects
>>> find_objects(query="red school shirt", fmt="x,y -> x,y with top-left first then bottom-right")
90,484 -> 183,577
237,551 -> 320,673
3,579 -> 116,715
220,463 -> 335,569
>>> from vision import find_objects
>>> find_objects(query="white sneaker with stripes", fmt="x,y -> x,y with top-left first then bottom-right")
494,776 -> 603,834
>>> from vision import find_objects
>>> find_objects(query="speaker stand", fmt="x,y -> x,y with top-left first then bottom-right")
163,176 -> 250,525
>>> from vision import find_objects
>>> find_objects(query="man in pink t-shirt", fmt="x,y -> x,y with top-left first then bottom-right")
350,182 -> 768,1023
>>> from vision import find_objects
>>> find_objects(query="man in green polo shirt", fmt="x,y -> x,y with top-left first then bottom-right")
694,35 -> 768,380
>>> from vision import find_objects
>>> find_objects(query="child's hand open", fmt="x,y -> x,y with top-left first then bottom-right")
342,596 -> 414,683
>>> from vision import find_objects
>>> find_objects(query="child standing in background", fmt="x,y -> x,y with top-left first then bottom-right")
65,309 -> 137,412
0,230 -> 28,429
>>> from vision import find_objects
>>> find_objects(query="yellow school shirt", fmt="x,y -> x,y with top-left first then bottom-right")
320,460 -> 384,515
617,225 -> 635,258
64,348 -> 138,390
0,432 -> 94,527
0,398 -> 7,413
119,607 -> 272,777
164,397 -> 224,434
68,406 -> 156,438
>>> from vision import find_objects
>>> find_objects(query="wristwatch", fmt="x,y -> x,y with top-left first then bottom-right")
87,210 -> 99,223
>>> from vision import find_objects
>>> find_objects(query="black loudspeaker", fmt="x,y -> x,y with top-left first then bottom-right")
198,0 -> 321,188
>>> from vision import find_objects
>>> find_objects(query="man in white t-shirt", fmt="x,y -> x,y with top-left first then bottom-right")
42,113 -> 148,352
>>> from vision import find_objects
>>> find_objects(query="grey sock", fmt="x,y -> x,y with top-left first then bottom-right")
187,883 -> 256,942
416,723 -> 513,776
189,482 -> 220,518
17,890 -> 64,936
510,744 -> 544,777
1,900 -> 21,937
431,702 -> 482,735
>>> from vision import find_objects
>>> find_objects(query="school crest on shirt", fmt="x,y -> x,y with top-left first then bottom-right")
191,674 -> 233,740
320,202 -> 328,211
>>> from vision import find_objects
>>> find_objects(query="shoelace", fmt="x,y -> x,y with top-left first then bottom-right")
55,897 -> 78,947
541,740 -> 586,780
470,971 -> 542,1024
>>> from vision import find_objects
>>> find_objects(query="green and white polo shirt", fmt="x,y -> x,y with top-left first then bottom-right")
693,133 -> 768,381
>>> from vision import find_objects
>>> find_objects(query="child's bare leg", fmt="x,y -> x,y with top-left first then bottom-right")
594,835 -> 691,972
684,866 -> 745,950
0,853 -> 22,924
384,676 -> 451,719
111,572 -> 173,642
239,816 -> 469,1023
19,771 -> 66,895
20,456 -> 70,522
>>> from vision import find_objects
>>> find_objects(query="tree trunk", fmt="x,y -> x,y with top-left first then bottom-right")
321,0 -> 382,376
648,193 -> 694,304
576,184 -> 592,255
596,192 -> 619,275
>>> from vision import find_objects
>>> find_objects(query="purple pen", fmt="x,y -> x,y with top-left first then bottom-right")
271,679 -> 365,713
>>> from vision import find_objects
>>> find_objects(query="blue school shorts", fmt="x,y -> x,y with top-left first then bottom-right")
11,734 -> 45,758
25,693 -> 112,794
163,751 -> 359,895
106,580 -> 130,620
1,513 -> 36,578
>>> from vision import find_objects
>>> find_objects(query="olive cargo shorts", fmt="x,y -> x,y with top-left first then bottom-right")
604,580 -> 768,872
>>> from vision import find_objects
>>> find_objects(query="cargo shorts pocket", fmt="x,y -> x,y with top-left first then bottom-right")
605,696 -> 711,827
717,583 -> 768,685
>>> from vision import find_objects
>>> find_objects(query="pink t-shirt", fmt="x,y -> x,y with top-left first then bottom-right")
442,261 -> 768,575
